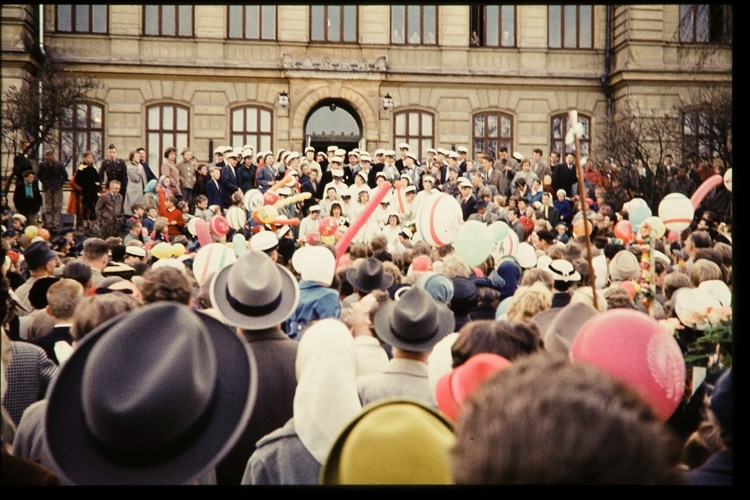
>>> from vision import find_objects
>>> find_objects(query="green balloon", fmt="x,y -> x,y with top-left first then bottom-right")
490,221 -> 510,242
454,220 -> 495,267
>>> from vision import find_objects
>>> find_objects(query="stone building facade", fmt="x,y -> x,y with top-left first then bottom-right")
1,5 -> 732,177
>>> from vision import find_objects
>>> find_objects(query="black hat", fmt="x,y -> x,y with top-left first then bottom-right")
28,276 -> 60,309
448,277 -> 479,316
45,303 -> 257,484
374,287 -> 455,353
23,241 -> 57,269
346,258 -> 394,294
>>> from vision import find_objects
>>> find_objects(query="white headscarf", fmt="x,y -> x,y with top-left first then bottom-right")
293,319 -> 362,464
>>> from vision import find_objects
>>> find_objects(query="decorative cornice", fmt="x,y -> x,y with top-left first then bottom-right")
282,53 -> 386,72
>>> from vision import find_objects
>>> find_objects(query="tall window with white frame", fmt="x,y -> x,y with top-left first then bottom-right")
550,113 -> 590,157
310,6 -> 357,43
146,104 -> 190,172
56,5 -> 107,33
228,5 -> 276,40
394,110 -> 434,163
469,6 -> 515,47
548,5 -> 593,49
473,112 -> 513,161
144,5 -> 193,37
231,106 -> 273,153
391,6 -> 437,45
59,102 -> 104,176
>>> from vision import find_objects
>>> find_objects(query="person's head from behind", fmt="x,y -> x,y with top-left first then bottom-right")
82,238 -> 109,270
47,279 -> 84,322
71,292 -> 141,343
139,267 -> 192,305
450,353 -> 683,484
62,261 -> 93,293
451,320 -> 543,368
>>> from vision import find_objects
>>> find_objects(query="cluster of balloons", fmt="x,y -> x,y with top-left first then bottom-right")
24,225 -> 50,241
612,192 -> 696,244
150,242 -> 187,260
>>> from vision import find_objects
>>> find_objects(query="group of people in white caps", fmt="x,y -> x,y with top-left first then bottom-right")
1,137 -> 732,484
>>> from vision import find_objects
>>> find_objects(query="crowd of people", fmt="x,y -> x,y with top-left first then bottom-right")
0,138 -> 733,485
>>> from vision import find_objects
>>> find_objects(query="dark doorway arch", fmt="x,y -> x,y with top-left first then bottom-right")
303,99 -> 362,154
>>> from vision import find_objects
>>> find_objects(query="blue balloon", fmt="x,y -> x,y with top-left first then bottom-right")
629,205 -> 652,231
232,233 -> 247,256
454,220 -> 495,267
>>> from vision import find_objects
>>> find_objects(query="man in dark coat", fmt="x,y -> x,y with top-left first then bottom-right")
551,152 -> 578,198
7,140 -> 33,196
209,250 -> 300,485
12,170 -> 43,221
98,144 -> 127,194
37,150 -> 69,231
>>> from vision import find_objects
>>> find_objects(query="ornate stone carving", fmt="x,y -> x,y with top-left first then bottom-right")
281,53 -> 388,72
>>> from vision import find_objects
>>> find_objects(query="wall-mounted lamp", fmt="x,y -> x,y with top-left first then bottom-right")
278,91 -> 289,108
382,93 -> 394,111
329,103 -> 337,112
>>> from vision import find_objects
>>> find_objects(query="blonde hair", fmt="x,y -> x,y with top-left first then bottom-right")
47,279 -> 84,320
506,282 -> 552,323
689,260 -> 723,288
153,216 -> 169,234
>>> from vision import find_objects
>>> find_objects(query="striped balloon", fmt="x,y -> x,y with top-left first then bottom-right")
192,243 -> 237,286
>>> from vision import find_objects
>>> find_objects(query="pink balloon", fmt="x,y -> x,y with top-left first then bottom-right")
690,174 -> 723,210
210,215 -> 230,236
335,182 -> 392,267
570,309 -> 685,421
194,219 -> 212,247
263,190 -> 279,206
667,230 -> 679,243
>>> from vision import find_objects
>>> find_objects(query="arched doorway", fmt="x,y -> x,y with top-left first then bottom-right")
303,99 -> 362,154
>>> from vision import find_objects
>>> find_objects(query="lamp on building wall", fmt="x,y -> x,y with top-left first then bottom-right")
382,93 -> 394,111
278,91 -> 289,108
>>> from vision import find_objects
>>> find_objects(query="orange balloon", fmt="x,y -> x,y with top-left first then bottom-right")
37,228 -> 51,241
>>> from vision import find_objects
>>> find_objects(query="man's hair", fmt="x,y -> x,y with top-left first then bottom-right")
451,353 -> 683,484
520,267 -> 554,289
62,261 -> 93,289
109,180 -> 121,187
451,320 -> 543,368
105,236 -> 122,250
22,170 -> 35,179
477,152 -> 493,163
130,203 -> 143,212
195,194 -> 208,205
499,146 -> 508,153
83,238 -> 109,262
689,259 -> 723,287
140,267 -> 191,305
72,292 -> 141,342
533,148 -> 543,155
46,279 -> 84,320
508,207 -> 520,217
688,230 -> 712,249
369,234 -> 389,254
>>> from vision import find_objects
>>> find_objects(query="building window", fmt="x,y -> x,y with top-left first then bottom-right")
59,102 -> 104,176
682,111 -> 719,163
310,6 -> 357,43
394,110 -> 434,162
473,112 -> 513,160
56,5 -> 107,33
146,104 -> 190,171
548,5 -> 593,48
470,6 -> 516,47
679,5 -> 732,44
231,106 -> 273,153
144,5 -> 193,37
228,5 -> 276,40
550,113 -> 590,157
391,6 -> 437,45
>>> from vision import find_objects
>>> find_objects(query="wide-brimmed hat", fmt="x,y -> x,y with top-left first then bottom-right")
321,398 -> 455,485
542,302 -> 600,355
547,259 -> 581,282
23,241 -> 57,269
44,303 -> 257,484
374,286 -> 455,352
210,249 -> 300,330
347,258 -> 394,294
